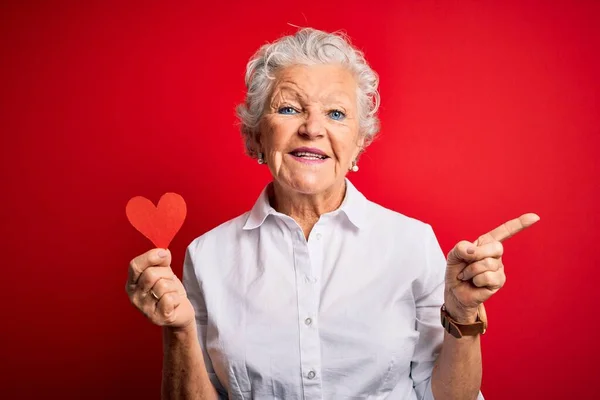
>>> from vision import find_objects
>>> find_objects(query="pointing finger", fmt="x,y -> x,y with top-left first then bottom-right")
477,213 -> 540,244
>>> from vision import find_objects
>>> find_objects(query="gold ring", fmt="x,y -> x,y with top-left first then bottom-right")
150,290 -> 159,300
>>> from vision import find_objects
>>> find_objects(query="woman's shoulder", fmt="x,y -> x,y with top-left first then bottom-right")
364,199 -> 435,238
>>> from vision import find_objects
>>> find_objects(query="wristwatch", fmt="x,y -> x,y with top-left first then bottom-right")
440,303 -> 488,339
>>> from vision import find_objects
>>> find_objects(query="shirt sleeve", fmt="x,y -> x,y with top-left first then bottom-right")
182,240 -> 229,399
411,225 -> 484,400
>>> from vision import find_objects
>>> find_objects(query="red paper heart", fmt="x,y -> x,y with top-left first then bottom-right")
126,192 -> 187,249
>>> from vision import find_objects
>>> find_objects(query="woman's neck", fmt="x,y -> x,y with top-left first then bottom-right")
269,179 -> 347,239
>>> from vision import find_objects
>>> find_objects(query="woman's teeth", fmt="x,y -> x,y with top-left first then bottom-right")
292,152 -> 327,160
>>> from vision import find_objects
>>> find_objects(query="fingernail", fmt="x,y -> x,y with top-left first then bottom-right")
458,272 -> 465,280
158,250 -> 167,258
466,246 -> 475,254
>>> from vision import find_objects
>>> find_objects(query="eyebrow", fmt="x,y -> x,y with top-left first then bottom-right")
324,90 -> 353,103
272,86 -> 353,106
272,85 -> 305,100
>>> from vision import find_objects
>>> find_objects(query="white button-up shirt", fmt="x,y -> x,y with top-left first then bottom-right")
183,179 -> 484,399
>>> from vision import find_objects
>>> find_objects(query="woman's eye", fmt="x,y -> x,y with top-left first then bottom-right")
278,106 -> 298,115
329,109 -> 346,121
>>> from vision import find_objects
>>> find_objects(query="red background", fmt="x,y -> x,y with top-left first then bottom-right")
1,1 -> 598,399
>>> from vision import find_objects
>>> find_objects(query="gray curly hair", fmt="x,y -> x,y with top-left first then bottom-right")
235,27 -> 381,159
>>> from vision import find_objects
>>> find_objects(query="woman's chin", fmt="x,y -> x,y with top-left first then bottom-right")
281,173 -> 342,195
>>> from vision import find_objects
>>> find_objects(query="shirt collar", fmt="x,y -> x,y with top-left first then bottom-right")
242,178 -> 367,230
242,183 -> 275,230
337,178 -> 367,229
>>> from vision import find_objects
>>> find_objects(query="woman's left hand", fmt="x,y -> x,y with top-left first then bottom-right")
443,213 -> 540,322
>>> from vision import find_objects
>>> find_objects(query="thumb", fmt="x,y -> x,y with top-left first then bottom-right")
447,240 -> 477,266
146,247 -> 172,267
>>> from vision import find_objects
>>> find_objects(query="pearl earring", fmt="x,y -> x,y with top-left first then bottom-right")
257,152 -> 265,165
351,160 -> 359,172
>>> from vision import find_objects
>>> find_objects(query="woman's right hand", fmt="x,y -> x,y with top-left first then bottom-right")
126,248 -> 195,331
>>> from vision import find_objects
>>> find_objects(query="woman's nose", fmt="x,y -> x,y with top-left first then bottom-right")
298,110 -> 325,138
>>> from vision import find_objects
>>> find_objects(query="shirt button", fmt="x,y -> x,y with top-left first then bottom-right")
304,317 -> 312,326
307,370 -> 316,379
306,275 -> 318,283
315,233 -> 322,240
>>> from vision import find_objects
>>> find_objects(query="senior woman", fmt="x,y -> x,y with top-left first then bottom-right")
126,28 -> 538,400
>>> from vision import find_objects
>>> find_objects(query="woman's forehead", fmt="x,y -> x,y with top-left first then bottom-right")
272,64 -> 357,102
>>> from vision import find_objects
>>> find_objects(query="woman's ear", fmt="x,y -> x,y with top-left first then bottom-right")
357,133 -> 366,147
354,135 -> 366,159
250,130 -> 263,157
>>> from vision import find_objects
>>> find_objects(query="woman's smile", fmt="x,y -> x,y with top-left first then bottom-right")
288,146 -> 330,165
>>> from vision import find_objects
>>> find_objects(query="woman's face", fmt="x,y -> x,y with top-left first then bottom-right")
259,64 -> 363,195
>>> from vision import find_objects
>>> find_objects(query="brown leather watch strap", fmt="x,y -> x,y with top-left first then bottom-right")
440,304 -> 486,339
